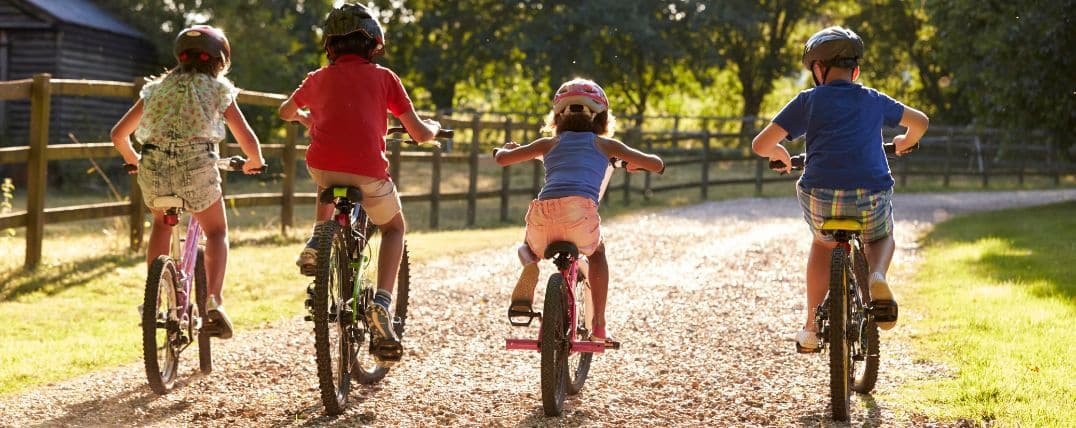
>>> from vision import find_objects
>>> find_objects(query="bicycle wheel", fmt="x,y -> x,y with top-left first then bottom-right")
852,247 -> 879,393
311,221 -> 355,415
352,227 -> 411,385
143,256 -> 180,395
567,274 -> 593,395
195,248 -> 212,374
540,273 -> 569,416
828,246 -> 852,421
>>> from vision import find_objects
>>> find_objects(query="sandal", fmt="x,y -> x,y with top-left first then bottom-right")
507,263 -> 540,326
590,327 -> 621,350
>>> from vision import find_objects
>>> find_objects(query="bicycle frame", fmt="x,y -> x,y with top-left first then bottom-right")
164,209 -> 201,316
328,191 -> 374,326
505,254 -> 608,354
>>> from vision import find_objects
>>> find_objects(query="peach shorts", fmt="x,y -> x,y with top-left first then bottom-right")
307,166 -> 402,226
524,196 -> 602,259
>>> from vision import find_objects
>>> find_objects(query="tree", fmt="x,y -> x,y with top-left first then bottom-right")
687,0 -> 821,135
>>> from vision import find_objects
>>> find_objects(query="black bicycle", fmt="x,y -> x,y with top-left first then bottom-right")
770,142 -> 910,420
306,126 -> 452,415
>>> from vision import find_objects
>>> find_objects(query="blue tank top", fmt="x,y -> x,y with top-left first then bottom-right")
538,131 -> 608,203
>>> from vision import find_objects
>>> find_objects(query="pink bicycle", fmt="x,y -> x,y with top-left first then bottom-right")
505,158 -> 628,416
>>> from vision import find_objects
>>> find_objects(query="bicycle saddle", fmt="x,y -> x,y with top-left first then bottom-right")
544,241 -> 579,260
820,218 -> 864,233
150,196 -> 186,210
318,186 -> 363,204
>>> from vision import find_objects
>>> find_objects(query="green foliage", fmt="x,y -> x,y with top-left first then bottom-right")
926,0 -> 1075,153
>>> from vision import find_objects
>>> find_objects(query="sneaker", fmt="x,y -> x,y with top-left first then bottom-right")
296,247 -> 317,276
204,296 -> 234,339
869,272 -> 898,330
365,303 -> 402,364
795,329 -> 820,353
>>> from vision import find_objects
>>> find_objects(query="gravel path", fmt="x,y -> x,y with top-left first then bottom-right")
2,189 -> 1072,427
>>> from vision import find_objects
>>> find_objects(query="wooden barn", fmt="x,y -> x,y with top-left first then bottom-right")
0,0 -> 156,148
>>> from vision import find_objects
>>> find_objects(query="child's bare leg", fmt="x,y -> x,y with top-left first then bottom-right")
588,242 -> 609,336
864,234 -> 895,278
376,212 -> 406,294
804,238 -> 837,331
146,209 -> 172,267
191,198 -> 228,302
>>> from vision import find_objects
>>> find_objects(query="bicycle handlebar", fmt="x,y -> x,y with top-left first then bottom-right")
124,156 -> 266,174
386,126 -> 455,141
769,142 -> 919,172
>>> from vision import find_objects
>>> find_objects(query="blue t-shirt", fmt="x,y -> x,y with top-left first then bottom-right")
772,80 -> 905,191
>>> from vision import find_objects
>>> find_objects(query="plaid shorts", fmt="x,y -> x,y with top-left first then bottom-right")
796,184 -> 894,243
137,143 -> 222,213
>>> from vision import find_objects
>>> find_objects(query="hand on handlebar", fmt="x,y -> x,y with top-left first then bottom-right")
891,135 -> 919,156
768,146 -> 792,175
242,157 -> 266,175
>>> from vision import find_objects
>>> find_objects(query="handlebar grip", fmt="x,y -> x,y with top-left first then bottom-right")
885,141 -> 919,155
386,127 -> 406,135
216,156 -> 267,173
609,157 -> 627,169
770,154 -> 805,172
437,129 -> 454,139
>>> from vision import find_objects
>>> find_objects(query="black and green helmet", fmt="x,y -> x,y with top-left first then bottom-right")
323,3 -> 385,56
801,26 -> 864,70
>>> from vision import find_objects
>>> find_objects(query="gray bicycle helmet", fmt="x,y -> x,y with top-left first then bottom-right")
323,3 -> 385,56
802,26 -> 864,70
173,25 -> 230,62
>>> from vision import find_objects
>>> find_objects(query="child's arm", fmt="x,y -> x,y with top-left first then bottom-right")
397,110 -> 440,143
494,137 -> 555,167
111,99 -> 144,171
224,102 -> 265,174
751,123 -> 792,173
278,94 -> 311,129
596,137 -> 665,173
893,106 -> 929,156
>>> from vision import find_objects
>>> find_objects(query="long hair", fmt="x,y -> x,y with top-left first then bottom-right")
541,110 -> 616,137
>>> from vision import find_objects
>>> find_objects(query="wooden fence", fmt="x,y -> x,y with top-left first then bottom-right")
1,73 -> 1073,269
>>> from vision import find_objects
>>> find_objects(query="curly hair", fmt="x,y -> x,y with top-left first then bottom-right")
541,110 -> 616,137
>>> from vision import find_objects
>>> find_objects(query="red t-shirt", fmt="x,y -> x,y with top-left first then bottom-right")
292,55 -> 414,179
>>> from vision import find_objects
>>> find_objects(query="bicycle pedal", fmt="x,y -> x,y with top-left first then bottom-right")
604,340 -> 621,350
508,309 -> 541,327
868,300 -> 899,323
795,343 -> 822,354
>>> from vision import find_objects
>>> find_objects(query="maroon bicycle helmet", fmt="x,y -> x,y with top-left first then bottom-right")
173,25 -> 231,63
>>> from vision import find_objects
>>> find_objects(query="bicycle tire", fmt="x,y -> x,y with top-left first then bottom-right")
352,233 -> 411,385
567,275 -> 592,395
852,247 -> 879,393
195,248 -> 212,374
143,256 -> 180,395
828,246 -> 852,421
540,273 -> 569,416
311,221 -> 353,415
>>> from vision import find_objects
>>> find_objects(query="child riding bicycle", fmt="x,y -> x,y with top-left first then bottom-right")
111,25 -> 265,339
278,3 -> 440,361
751,27 -> 929,351
494,78 -> 664,344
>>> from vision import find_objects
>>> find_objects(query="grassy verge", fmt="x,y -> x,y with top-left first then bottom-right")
897,201 -> 1075,427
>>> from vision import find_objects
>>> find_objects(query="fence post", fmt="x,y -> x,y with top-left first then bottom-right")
900,153 -> 910,187
129,77 -> 146,251
390,134 -> 402,189
701,130 -> 710,200
467,115 -> 480,226
943,131 -> 952,188
430,145 -> 442,228
281,122 -> 298,235
1053,141 -> 1061,186
500,117 -> 512,222
977,134 -> 989,188
24,73 -> 51,269
642,127 -> 652,201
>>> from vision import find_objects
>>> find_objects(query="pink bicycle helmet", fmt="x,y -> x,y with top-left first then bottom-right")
173,25 -> 230,63
553,78 -> 609,115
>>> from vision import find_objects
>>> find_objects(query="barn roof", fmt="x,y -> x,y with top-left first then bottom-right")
24,0 -> 146,39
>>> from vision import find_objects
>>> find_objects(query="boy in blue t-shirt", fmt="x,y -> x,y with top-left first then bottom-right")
751,27 -> 929,352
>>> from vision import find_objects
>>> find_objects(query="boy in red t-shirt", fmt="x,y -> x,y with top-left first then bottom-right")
279,3 -> 440,361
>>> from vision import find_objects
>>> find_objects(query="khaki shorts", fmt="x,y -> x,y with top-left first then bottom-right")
524,196 -> 602,258
307,166 -> 402,225
137,144 -> 222,213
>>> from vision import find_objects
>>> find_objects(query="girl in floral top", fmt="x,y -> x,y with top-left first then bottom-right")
111,25 -> 264,339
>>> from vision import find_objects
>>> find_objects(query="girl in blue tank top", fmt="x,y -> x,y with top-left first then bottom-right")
494,78 -> 664,344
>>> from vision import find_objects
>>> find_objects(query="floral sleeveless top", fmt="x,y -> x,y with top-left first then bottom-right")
135,72 -> 239,147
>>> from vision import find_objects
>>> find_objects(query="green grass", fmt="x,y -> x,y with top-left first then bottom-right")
896,201 -> 1076,427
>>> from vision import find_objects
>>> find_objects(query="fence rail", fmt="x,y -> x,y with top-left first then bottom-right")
1,74 -> 1073,269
